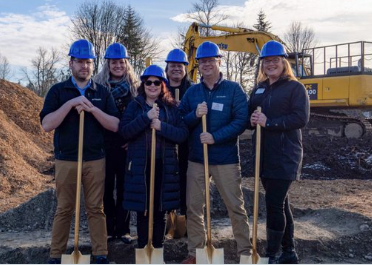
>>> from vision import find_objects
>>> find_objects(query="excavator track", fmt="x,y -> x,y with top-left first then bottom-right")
305,111 -> 372,138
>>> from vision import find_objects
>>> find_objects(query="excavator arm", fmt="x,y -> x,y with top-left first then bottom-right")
184,22 -> 285,82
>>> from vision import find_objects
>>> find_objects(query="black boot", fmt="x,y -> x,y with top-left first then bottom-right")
278,224 -> 299,264
266,229 -> 285,264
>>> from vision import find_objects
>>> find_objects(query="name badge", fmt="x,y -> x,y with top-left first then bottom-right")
212,102 -> 224,111
255,88 -> 265,94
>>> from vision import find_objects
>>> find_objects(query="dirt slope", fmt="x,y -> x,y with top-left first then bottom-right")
0,79 -> 53,212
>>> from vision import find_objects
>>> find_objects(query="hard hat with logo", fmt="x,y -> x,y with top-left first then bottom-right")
68,39 -> 96,59
104,43 -> 130,59
260,40 -> 288,58
195,41 -> 222,60
165,49 -> 188,65
140,65 -> 168,83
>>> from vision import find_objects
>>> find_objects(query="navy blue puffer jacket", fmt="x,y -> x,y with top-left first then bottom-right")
179,78 -> 249,165
119,96 -> 189,212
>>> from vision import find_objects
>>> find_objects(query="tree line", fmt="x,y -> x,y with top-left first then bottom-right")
1,0 -> 316,97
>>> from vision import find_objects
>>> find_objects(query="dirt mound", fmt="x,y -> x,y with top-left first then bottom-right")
0,79 -> 53,213
240,132 -> 372,180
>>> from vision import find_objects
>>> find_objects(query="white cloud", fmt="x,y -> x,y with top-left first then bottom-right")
171,0 -> 372,45
0,4 -> 71,72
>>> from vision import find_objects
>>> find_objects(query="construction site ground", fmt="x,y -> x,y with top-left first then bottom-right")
0,79 -> 371,264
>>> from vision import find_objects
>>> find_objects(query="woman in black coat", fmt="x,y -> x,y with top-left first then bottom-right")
119,65 -> 188,248
248,41 -> 310,264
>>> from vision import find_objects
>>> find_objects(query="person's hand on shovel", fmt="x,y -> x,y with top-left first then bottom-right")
200,132 -> 215,145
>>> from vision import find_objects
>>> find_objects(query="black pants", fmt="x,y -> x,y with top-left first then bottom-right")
178,141 -> 189,215
137,158 -> 166,248
103,148 -> 130,237
261,178 -> 294,232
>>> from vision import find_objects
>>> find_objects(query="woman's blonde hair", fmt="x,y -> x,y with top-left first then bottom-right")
94,59 -> 139,97
257,57 -> 297,84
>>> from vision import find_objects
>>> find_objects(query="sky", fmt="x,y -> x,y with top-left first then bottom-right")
0,0 -> 372,83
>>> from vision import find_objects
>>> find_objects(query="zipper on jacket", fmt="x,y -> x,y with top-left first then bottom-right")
128,161 -> 132,171
159,105 -> 169,212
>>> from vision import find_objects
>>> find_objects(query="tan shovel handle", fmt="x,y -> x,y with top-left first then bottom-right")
148,103 -> 157,245
175,88 -> 180,103
252,107 -> 261,262
202,115 -> 212,246
74,111 -> 84,258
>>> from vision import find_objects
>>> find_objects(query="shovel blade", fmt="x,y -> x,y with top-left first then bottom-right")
196,246 -> 224,264
136,245 -> 164,264
240,252 -> 268,264
61,251 -> 90,264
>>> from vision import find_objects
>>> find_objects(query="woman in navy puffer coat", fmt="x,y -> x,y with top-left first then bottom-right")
119,65 -> 189,249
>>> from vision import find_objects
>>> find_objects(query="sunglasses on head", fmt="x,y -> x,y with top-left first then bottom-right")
145,80 -> 162,86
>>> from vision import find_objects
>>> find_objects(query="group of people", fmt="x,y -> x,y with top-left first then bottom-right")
40,38 -> 309,264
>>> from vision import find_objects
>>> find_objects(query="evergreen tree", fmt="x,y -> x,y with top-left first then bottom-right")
253,9 -> 272,32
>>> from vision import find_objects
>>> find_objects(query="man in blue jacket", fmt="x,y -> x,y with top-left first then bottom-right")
179,41 -> 252,264
40,39 -> 119,264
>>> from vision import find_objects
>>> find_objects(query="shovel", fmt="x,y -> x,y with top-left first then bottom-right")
62,111 -> 90,264
136,103 -> 164,264
196,115 -> 224,264
240,107 -> 268,264
165,88 -> 187,240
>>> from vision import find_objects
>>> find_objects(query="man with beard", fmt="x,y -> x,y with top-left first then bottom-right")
40,39 -> 120,264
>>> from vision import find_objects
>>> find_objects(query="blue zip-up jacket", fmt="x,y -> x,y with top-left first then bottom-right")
39,77 -> 119,161
179,78 -> 249,165
119,95 -> 189,212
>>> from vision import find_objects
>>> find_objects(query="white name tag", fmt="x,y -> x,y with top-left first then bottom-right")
212,102 -> 224,111
255,88 -> 265,94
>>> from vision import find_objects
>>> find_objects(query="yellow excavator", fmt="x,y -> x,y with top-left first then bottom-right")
184,22 -> 372,138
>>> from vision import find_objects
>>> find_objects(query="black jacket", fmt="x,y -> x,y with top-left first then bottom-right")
248,77 -> 310,180
40,77 -> 119,161
119,96 -> 189,212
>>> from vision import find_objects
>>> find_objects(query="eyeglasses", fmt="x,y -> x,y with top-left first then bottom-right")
72,59 -> 94,66
262,57 -> 281,65
198,58 -> 218,65
145,80 -> 162,86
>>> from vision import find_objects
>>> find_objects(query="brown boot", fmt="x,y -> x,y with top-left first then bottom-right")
181,256 -> 196,264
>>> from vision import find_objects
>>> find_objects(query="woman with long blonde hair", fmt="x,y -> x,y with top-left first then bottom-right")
94,43 -> 139,244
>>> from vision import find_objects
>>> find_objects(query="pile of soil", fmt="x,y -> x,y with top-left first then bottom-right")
0,79 -> 53,213
240,133 -> 372,180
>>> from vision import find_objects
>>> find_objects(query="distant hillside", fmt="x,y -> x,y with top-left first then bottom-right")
0,79 -> 53,213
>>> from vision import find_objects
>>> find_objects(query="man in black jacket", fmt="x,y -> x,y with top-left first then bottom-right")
40,39 -> 119,264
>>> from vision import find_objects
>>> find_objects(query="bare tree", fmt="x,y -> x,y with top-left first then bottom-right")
70,1 -> 160,75
0,53 -> 12,80
284,21 -> 317,53
22,47 -> 62,97
70,0 -> 126,74
187,0 -> 229,36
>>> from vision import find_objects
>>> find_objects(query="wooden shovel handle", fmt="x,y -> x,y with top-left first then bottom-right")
202,115 -> 212,246
74,111 -> 84,255
252,107 -> 261,258
148,103 -> 157,245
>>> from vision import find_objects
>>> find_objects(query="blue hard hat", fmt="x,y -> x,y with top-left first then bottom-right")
195,41 -> 222,60
68,39 -> 96,59
105,43 -> 130,59
260,40 -> 288,58
165,49 -> 188,65
140,65 -> 168,83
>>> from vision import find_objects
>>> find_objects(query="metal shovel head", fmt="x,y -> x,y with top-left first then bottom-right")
196,245 -> 224,264
136,244 -> 164,264
61,250 -> 90,264
240,253 -> 269,264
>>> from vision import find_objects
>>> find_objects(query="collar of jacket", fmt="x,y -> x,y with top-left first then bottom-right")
134,95 -> 166,108
259,76 -> 289,88
63,76 -> 97,91
200,72 -> 224,90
